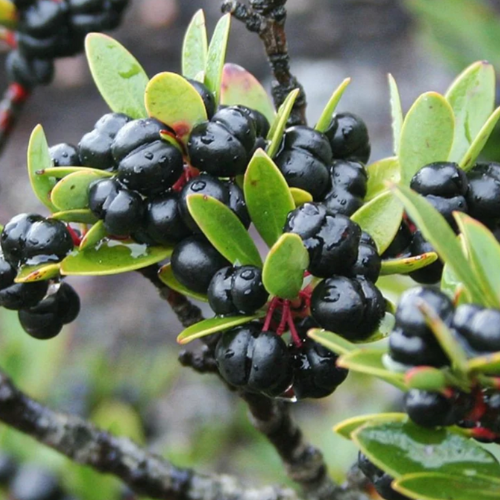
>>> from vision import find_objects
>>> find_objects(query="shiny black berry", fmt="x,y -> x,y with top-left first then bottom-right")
382,221 -> 412,259
49,143 -> 81,167
465,308 -> 500,353
117,140 -> 184,196
324,112 -> 370,163
348,241 -> 381,283
215,324 -> 292,397
408,231 -> 443,284
291,339 -> 348,399
466,162 -> 500,223
171,236 -> 230,294
1,213 -> 43,266
19,0 -> 66,37
404,390 -> 456,427
187,78 -> 216,119
6,50 -> 54,88
411,162 -> 468,197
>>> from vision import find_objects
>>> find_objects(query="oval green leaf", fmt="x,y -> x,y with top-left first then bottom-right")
394,472 -> 500,500
262,233 -> 308,300
244,149 -> 295,247
460,106 -> 500,171
353,421 -> 500,479
182,9 -> 208,80
446,61 -> 495,163
351,191 -> 403,254
177,312 -> 265,345
51,209 -> 98,224
380,252 -> 438,276
158,263 -> 208,302
27,125 -> 57,212
38,166 -> 114,179
61,240 -> 172,276
467,352 -> 500,375
79,220 -> 107,251
338,349 -> 407,390
266,89 -> 300,157
399,92 -> 455,185
51,170 -> 108,211
315,78 -> 351,132
204,13 -> 231,104
290,187 -> 313,207
365,156 -> 400,202
308,328 -> 356,356
388,74 -> 404,155
15,263 -> 61,283
454,213 -> 500,308
145,72 -> 207,142
85,33 -> 148,119
220,63 -> 275,123
392,184 -> 484,304
186,194 -> 262,267
334,413 -> 407,440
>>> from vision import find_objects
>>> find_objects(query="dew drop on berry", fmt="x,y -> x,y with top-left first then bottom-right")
144,151 -> 154,160
191,180 -> 207,192
240,269 -> 255,280
200,136 -> 214,146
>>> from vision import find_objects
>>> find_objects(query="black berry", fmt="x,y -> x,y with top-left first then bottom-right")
49,143 -> 81,167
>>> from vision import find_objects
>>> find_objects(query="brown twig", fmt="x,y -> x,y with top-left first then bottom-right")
221,0 -> 307,126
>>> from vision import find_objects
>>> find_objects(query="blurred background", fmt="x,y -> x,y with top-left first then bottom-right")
1,0 -> 500,499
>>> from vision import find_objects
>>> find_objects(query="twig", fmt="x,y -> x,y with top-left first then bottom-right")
0,83 -> 30,156
221,0 -> 307,126
0,368 -> 301,500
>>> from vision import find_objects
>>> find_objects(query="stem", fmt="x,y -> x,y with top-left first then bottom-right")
0,83 -> 31,156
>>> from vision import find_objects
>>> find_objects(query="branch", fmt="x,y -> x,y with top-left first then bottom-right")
221,0 -> 307,126
0,368 -> 302,500
0,83 -> 30,156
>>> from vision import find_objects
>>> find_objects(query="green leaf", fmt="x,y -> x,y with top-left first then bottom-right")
353,421 -> 500,479
467,352 -> 500,375
441,261 -> 470,304
380,252 -> 438,276
446,61 -> 495,163
158,263 -> 208,302
290,187 -> 313,207
266,89 -> 300,157
220,63 -> 275,123
182,9 -> 208,80
186,194 -> 262,267
315,78 -> 351,132
365,156 -> 400,202
61,240 -> 172,276
0,0 -> 17,27
394,472 -> 500,500
244,149 -> 295,247
51,170 -> 107,211
145,72 -> 207,142
392,184 -> 484,304
85,33 -> 148,119
79,221 -> 107,251
27,125 -> 57,212
204,13 -> 231,104
338,349 -> 407,390
37,166 -> 114,178
307,328 -> 357,356
334,413 -> 407,440
388,74 -> 404,154
399,92 -> 455,185
454,213 -> 500,308
51,209 -> 98,224
351,191 -> 403,254
262,233 -> 308,300
177,313 -> 265,344
460,106 -> 500,171
15,263 -> 61,283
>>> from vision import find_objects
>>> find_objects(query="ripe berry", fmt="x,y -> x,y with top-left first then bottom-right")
111,118 -> 166,163
310,276 -> 384,341
188,106 -> 258,177
215,324 -> 293,397
324,112 -> 371,163
117,140 -> 184,196
239,106 -> 270,138
284,202 -> 361,278
171,236 -> 230,294
348,238 -> 381,283
19,0 -> 65,37
382,221 -> 412,259
465,308 -> 500,353
1,213 -> 43,266
49,143 -> 81,167
187,78 -> 216,119
322,186 -> 363,216
144,192 -> 191,245
466,162 -> 500,223
404,389 -> 457,427
88,178 -> 144,236
208,265 -> 268,315
408,231 -> 443,284
274,126 -> 331,199
94,112 -> 131,137
18,282 -> 80,340
23,218 -> 74,265
6,51 -> 54,88
411,162 -> 468,197
290,339 -> 348,399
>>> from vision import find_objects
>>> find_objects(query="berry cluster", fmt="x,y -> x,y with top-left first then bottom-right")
0,213 -> 79,339
387,286 -> 500,439
7,0 -> 128,88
